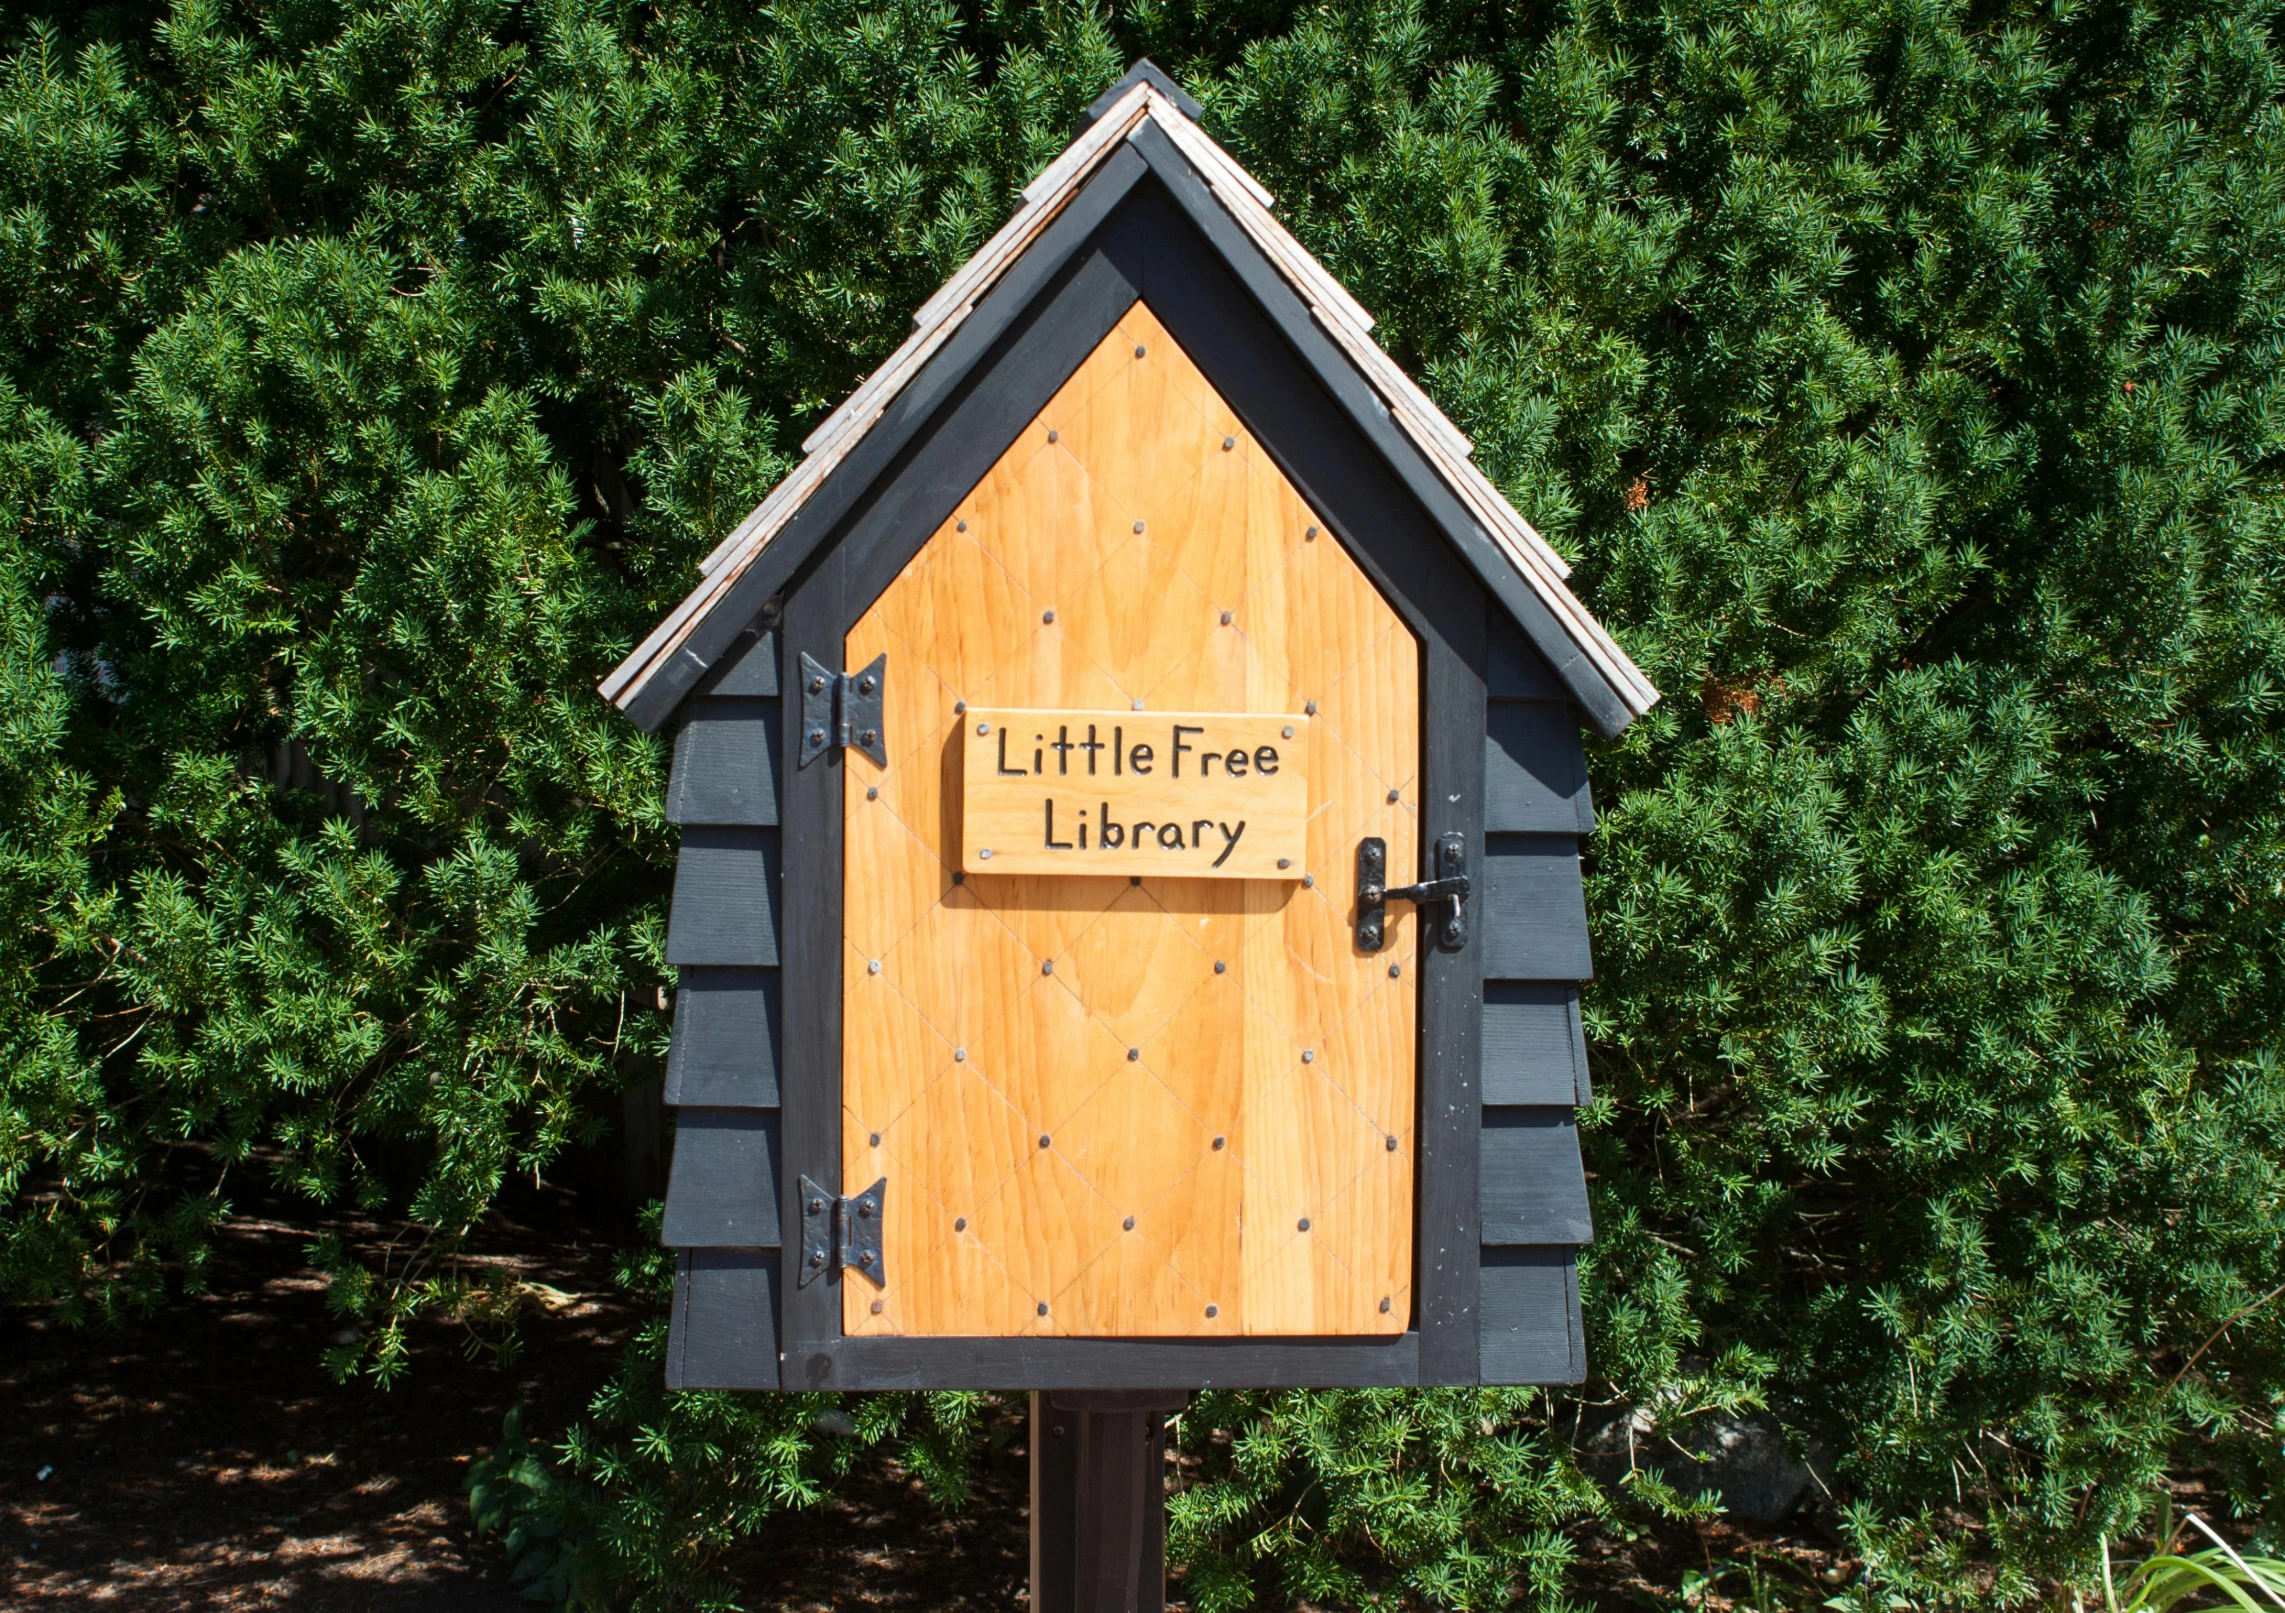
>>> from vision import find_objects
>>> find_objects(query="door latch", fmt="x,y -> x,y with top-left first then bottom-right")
797,652 -> 888,768
1356,833 -> 1470,951
797,1175 -> 888,1287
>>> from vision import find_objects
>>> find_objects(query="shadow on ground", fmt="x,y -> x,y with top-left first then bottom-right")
0,1179 -> 636,1609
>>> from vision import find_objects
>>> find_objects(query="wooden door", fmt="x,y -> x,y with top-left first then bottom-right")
840,303 -> 1419,1337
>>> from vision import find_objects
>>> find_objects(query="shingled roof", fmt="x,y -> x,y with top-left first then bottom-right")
601,61 -> 1658,735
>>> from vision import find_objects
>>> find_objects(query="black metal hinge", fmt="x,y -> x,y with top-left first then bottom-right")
1356,832 -> 1470,951
797,1174 -> 887,1288
797,652 -> 887,768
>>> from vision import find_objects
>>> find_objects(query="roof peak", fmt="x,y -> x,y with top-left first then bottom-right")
1083,60 -> 1202,127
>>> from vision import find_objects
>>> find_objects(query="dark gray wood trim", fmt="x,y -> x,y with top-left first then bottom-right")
664,968 -> 781,1107
664,827 -> 781,966
666,1249 -> 692,1387
1567,1255 -> 1589,1378
1416,631 -> 1487,1383
1083,60 -> 1201,126
667,1250 -> 782,1390
1488,616 -> 1567,700
779,1332 -> 1419,1391
1486,700 -> 1595,835
776,544 -> 848,1348
1125,120 -> 1635,739
660,1109 -> 783,1247
692,625 -> 778,698
1482,981 -> 1591,1106
1478,1248 -> 1584,1384
1481,834 -> 1593,981
668,697 -> 781,826
624,145 -> 1153,731
1478,1108 -> 1593,1245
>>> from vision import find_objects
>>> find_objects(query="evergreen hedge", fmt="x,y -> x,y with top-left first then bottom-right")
5,2 -> 2283,1607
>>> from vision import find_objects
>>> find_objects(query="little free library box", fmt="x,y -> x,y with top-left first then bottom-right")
603,63 -> 1658,1395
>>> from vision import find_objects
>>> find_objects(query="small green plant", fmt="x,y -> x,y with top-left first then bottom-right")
465,1403 -> 617,1612
1672,1557 -> 1807,1611
2073,1499 -> 2285,1613
1661,1552 -> 1858,1613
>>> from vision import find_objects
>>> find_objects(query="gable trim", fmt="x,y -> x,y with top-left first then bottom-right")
603,80 -> 1658,736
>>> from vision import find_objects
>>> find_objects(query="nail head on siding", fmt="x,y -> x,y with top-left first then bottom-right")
1222,435 -> 1235,450
1042,609 -> 1055,623
1205,1304 -> 1219,1317
867,959 -> 880,974
1305,525 -> 1318,540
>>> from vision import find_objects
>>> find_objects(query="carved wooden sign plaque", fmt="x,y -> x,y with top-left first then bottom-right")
959,708 -> 1309,878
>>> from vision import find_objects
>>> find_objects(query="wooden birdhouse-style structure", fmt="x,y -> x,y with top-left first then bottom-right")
603,63 -> 1656,1397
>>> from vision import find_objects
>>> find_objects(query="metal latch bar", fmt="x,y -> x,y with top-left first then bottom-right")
797,1174 -> 887,1287
1356,832 -> 1470,951
797,652 -> 887,768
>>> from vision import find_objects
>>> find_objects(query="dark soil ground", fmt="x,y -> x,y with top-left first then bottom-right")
0,1169 -> 2159,1613
1,1175 -> 637,1609
0,1170 -> 1049,1611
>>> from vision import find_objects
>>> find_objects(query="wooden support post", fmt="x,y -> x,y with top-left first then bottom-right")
1030,1389 -> 1191,1613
